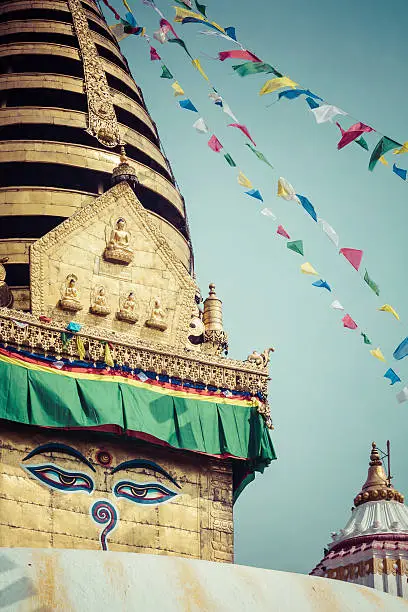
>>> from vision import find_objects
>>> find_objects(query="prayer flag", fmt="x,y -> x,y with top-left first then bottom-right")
110,23 -> 131,42
232,62 -> 281,77
312,279 -> 331,291
259,76 -> 298,95
246,144 -> 274,168
339,248 -> 363,271
168,37 -> 193,58
104,343 -> 114,367
305,97 -> 319,109
396,387 -> 408,404
311,104 -> 347,124
331,300 -> 344,311
393,163 -> 407,180
193,117 -> 208,133
342,314 -> 357,330
287,240 -> 304,255
378,304 -> 399,320
296,194 -> 318,222
224,153 -> 236,167
361,332 -> 372,345
370,347 -> 385,362
228,123 -> 256,146
174,7 -> 202,21
208,135 -> 223,152
237,172 -> 252,188
277,177 -> 299,202
384,368 -> 401,386
160,65 -> 173,79
394,337 -> 408,360
222,102 -> 238,122
278,89 -> 322,101
355,136 -> 369,151
103,0 -> 121,20
192,58 -> 209,80
261,208 -> 276,219
154,28 -> 168,43
150,46 -> 161,60
394,142 -> 408,155
195,0 -> 206,16
379,155 -> 388,166
209,92 -> 223,106
179,99 -> 198,112
160,18 -> 178,38
182,16 -> 225,33
364,270 -> 380,296
277,225 -> 290,239
320,220 -> 339,247
219,50 -> 261,62
369,136 -> 402,171
67,321 -> 82,332
172,81 -> 184,96
76,337 -> 86,360
245,189 -> 263,202
337,122 -> 373,150
301,262 -> 318,276
224,26 -> 237,40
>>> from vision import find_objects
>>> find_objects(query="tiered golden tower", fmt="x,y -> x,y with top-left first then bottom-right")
0,0 -> 275,561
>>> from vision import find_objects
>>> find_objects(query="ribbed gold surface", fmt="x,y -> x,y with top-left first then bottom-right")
0,0 -> 192,296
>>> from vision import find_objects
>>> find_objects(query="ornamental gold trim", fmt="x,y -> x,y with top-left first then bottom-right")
327,557 -> 408,579
68,0 -> 121,147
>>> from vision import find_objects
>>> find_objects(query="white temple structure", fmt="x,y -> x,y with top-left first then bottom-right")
311,442 -> 408,599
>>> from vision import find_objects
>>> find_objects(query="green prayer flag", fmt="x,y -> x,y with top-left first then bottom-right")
287,240 -> 304,256
168,38 -> 193,59
246,143 -> 274,168
160,65 -> 173,79
369,136 -> 402,171
355,136 -> 369,151
232,62 -> 282,78
361,332 -> 372,345
195,0 -> 206,16
224,153 -> 236,167
364,269 -> 380,296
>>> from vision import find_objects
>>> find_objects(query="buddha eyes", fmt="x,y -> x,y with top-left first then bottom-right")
25,464 -> 94,493
113,481 -> 177,505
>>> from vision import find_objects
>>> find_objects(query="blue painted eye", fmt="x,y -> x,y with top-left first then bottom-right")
24,464 -> 94,493
113,481 -> 177,505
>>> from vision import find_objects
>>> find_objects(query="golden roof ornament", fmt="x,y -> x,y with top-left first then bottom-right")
354,442 -> 404,507
112,146 -> 139,189
202,283 -> 228,356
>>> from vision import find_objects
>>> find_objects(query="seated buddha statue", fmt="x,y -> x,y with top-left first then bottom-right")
59,275 -> 83,312
145,297 -> 167,331
116,291 -> 138,323
103,218 -> 133,265
89,286 -> 110,316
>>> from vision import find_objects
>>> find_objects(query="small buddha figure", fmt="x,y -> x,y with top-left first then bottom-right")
145,297 -> 167,331
116,291 -> 138,323
103,217 -> 133,265
89,286 -> 110,316
59,275 -> 83,312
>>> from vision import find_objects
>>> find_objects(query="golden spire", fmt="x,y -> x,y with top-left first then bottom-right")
354,442 -> 404,507
111,146 -> 139,189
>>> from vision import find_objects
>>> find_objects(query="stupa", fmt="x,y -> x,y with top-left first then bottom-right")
311,442 -> 408,599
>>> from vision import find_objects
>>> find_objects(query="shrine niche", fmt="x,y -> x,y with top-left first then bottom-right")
30,182 -> 197,348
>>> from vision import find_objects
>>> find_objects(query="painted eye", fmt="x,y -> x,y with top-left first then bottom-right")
24,464 -> 94,493
113,481 -> 177,505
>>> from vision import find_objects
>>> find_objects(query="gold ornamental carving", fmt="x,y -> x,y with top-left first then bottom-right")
327,557 -> 408,579
67,0 -> 121,147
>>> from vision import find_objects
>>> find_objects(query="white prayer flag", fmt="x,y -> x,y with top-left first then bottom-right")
260,208 -> 277,220
320,219 -> 339,247
330,300 -> 344,311
222,102 -> 239,123
311,105 -> 347,124
193,118 -> 208,134
396,387 -> 408,404
137,371 -> 149,382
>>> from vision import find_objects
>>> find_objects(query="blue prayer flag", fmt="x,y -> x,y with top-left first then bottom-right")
305,97 -> 319,109
225,26 -> 237,40
312,279 -> 331,291
296,194 -> 318,222
245,189 -> 263,202
179,99 -> 198,112
393,163 -> 407,181
279,89 -> 322,101
384,368 -> 401,386
66,322 -> 82,333
394,337 -> 408,360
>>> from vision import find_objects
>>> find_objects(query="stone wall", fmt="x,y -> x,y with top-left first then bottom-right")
0,422 -> 234,562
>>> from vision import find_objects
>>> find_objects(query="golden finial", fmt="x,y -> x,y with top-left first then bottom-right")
202,283 -> 228,356
119,145 -> 127,164
112,145 -> 138,188
353,441 -> 404,507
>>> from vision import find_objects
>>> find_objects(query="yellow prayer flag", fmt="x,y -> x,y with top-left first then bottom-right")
237,171 -> 253,189
379,304 -> 400,320
172,81 -> 185,96
104,343 -> 114,367
300,262 -> 318,276
174,7 -> 203,22
209,20 -> 225,33
192,59 -> 209,81
122,0 -> 132,13
76,336 -> 86,361
379,155 -> 388,166
394,142 -> 408,155
259,76 -> 298,96
370,347 -> 386,362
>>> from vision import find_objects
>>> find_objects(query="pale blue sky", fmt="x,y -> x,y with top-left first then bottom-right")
102,0 -> 408,573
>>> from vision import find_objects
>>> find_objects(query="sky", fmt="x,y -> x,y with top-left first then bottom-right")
101,0 -> 408,574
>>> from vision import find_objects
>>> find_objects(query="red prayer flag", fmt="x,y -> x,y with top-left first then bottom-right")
159,18 -> 178,39
218,50 -> 262,63
339,248 -> 363,271
337,122 -> 373,150
277,225 -> 290,239
342,314 -> 358,330
150,46 -> 161,61
208,135 -> 223,152
227,123 -> 256,146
